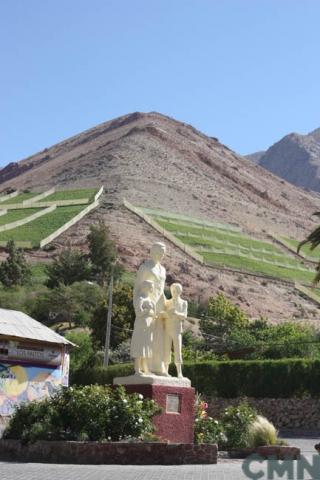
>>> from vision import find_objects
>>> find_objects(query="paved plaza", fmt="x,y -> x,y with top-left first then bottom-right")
0,462 -> 287,480
0,437 -> 318,480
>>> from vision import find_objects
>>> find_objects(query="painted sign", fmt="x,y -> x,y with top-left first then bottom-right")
0,363 -> 64,416
0,340 -> 62,366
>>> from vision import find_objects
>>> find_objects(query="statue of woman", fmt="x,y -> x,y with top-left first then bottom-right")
133,242 -> 167,375
130,280 -> 155,375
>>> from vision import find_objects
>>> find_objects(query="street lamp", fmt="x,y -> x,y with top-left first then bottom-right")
103,271 -> 114,367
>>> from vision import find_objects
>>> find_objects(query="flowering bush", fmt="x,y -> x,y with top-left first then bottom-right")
194,394 -> 225,444
4,385 -> 161,443
220,401 -> 257,448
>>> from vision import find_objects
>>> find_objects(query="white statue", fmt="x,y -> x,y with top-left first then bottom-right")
133,242 -> 167,375
162,283 -> 187,378
130,280 -> 155,375
126,242 -> 189,384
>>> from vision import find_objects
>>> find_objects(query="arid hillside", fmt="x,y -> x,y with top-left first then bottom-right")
247,127 -> 320,192
2,111 -> 320,322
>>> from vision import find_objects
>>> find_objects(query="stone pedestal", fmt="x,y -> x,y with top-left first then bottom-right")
114,375 -> 195,444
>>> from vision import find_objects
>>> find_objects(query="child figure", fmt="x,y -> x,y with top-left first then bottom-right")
163,283 -> 188,378
130,280 -> 155,376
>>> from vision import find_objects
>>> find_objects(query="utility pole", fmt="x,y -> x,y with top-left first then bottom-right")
104,274 -> 114,367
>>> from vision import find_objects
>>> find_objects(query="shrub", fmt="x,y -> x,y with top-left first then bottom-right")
247,415 -> 278,447
109,339 -> 131,364
70,359 -> 320,398
200,295 -> 320,360
200,293 -> 250,338
46,248 -> 91,288
182,330 -> 218,362
91,282 -> 135,349
30,281 -> 104,328
194,394 -> 224,444
4,385 -> 160,443
66,331 -> 102,371
220,401 -> 257,448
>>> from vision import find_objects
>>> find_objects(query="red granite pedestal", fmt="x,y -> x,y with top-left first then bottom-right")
121,383 -> 195,444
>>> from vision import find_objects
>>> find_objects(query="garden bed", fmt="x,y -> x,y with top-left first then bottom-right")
0,440 -> 218,465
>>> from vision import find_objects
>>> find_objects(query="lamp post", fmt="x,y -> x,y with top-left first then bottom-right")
103,274 -> 114,367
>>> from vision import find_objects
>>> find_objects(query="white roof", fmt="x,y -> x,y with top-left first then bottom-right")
0,308 -> 73,346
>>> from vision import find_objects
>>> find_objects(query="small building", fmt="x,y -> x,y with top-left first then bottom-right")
0,308 -> 73,424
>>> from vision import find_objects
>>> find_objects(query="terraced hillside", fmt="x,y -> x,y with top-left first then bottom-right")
0,187 -> 102,248
274,237 -> 320,263
0,192 -> 39,204
2,111 -> 320,322
44,188 -> 97,202
140,207 -> 315,285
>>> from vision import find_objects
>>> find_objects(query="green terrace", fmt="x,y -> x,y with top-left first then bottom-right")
44,188 -> 97,202
0,208 -> 42,226
0,187 -> 102,248
278,237 -> 320,262
141,207 -> 316,284
0,192 -> 39,205
0,205 -> 86,247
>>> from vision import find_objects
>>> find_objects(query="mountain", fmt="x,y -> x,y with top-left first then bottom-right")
2,111 -> 320,322
245,151 -> 265,164
247,128 -> 320,192
309,127 -> 320,143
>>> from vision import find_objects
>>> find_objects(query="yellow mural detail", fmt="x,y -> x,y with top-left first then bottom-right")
3,365 -> 28,396
0,363 -> 63,416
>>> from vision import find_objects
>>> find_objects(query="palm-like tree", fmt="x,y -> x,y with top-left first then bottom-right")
298,212 -> 320,285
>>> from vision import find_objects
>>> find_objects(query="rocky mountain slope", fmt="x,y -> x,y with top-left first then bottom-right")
245,151 -> 265,164
2,111 -> 320,322
247,127 -> 320,192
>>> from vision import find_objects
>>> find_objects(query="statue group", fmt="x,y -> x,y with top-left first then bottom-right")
130,242 -> 188,378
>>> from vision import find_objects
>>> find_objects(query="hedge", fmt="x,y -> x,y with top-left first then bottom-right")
70,358 -> 320,398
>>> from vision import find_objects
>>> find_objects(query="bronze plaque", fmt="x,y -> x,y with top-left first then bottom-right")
166,394 -> 181,413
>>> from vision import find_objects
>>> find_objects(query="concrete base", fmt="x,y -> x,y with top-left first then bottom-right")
114,374 -> 191,388
118,383 -> 195,444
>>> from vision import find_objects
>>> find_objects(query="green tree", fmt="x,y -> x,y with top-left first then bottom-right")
87,221 -> 120,286
91,282 -> 135,349
31,281 -> 104,329
0,240 -> 31,287
65,331 -> 101,371
46,248 -> 91,288
200,293 -> 250,339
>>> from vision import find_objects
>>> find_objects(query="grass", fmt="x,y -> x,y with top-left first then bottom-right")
282,237 -> 320,262
0,205 -> 86,247
0,192 -> 39,205
177,234 -> 309,267
201,251 -> 314,283
30,263 -> 49,284
142,207 -> 241,232
0,208 -> 43,226
157,219 -> 285,253
44,188 -> 97,202
145,209 -> 316,284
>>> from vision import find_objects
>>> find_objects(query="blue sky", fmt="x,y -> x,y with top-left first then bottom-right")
1,0 -> 320,166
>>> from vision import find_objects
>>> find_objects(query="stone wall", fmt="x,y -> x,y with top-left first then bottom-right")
207,397 -> 320,430
0,440 -> 218,465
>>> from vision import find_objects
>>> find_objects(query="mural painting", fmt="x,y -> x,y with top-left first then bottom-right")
0,363 -> 64,416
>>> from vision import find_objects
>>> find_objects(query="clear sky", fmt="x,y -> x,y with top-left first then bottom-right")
1,0 -> 320,166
